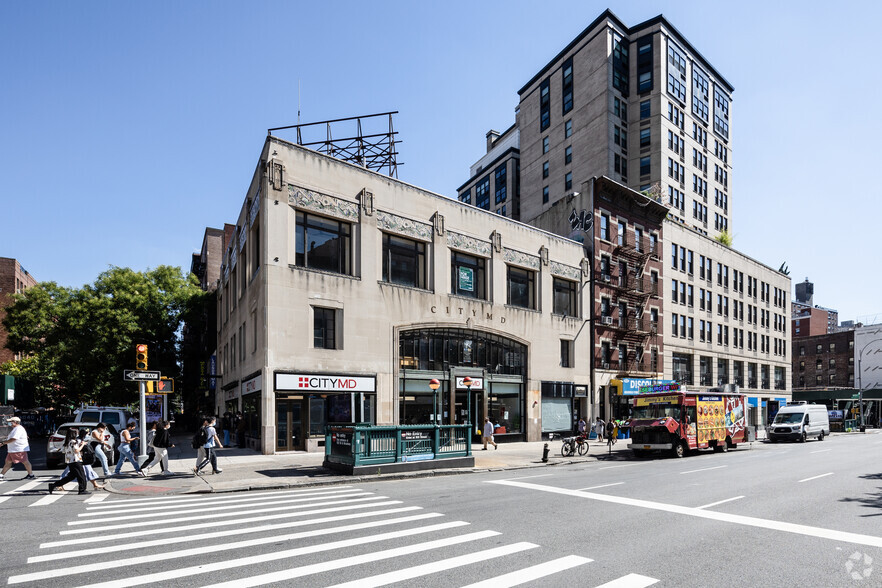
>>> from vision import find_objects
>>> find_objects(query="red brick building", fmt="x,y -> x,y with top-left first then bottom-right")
0,257 -> 38,365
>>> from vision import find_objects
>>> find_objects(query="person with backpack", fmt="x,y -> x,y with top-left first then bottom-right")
90,423 -> 113,477
113,421 -> 146,477
146,420 -> 174,475
48,428 -> 89,494
58,429 -> 105,491
193,416 -> 223,475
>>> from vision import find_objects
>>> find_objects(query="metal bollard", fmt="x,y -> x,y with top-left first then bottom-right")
542,443 -> 549,463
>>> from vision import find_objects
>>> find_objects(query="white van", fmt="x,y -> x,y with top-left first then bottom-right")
74,406 -> 131,430
768,402 -> 830,442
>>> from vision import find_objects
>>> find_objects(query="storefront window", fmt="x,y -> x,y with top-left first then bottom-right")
541,382 -> 574,433
309,396 -> 326,436
399,328 -> 526,376
242,393 -> 261,447
489,383 -> 522,434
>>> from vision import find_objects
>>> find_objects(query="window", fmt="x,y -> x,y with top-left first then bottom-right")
542,186 -> 549,203
617,220 -> 627,246
494,164 -> 507,204
640,100 -> 650,119
459,189 -> 470,204
565,172 -> 573,191
562,57 -> 574,115
507,265 -> 536,309
638,72 -> 652,93
475,175 -> 490,209
313,307 -> 337,349
692,67 -> 709,123
295,211 -> 351,275
600,213 -> 610,240
542,161 -> 549,179
635,227 -> 643,252
640,128 -> 651,147
560,340 -> 573,368
542,136 -> 549,154
565,119 -> 573,138
539,78 -> 551,130
714,88 -> 730,140
565,145 -> 572,165
553,278 -> 577,316
640,156 -> 651,176
451,251 -> 486,299
382,233 -> 427,289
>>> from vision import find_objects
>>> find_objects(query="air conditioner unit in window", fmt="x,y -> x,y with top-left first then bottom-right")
602,316 -> 613,325
602,274 -> 611,282
601,362 -> 610,369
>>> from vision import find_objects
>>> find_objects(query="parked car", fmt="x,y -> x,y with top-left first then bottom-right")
74,406 -> 131,430
46,422 -> 119,469
768,402 -> 830,443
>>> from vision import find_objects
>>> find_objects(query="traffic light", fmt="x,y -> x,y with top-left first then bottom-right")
135,344 -> 148,370
157,377 -> 174,394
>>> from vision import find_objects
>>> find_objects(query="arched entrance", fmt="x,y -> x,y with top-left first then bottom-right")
398,327 -> 527,441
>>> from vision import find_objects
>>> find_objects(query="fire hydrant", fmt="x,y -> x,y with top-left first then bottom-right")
542,443 -> 549,463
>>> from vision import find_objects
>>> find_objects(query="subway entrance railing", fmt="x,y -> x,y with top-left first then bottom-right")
325,424 -> 472,468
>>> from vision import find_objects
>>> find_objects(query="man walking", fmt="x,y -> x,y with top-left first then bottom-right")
194,416 -> 223,475
0,416 -> 35,479
482,417 -> 498,450
594,416 -> 605,443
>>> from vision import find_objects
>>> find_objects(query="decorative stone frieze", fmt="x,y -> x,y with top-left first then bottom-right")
377,211 -> 433,241
288,184 -> 359,222
447,231 -> 491,256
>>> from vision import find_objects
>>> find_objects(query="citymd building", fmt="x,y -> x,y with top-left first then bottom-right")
216,135 -> 591,454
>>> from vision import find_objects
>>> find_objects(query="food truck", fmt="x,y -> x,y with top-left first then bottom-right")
628,390 -> 754,458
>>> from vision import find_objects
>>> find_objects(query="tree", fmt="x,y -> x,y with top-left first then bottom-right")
2,266 -> 207,408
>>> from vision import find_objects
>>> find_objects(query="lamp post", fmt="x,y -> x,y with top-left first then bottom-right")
857,338 -> 882,433
462,376 -> 474,434
429,378 -> 440,425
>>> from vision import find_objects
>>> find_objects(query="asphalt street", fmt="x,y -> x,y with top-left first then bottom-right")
1,432 -> 880,587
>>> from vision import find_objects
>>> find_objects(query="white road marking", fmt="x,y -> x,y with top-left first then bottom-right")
577,482 -> 624,491
595,573 -> 660,588
40,506 -> 422,549
680,465 -> 727,475
810,448 -> 832,454
3,478 -> 52,494
488,479 -> 882,549
67,494 -> 390,526
508,474 -> 553,480
30,512 -> 448,566
84,486 -> 358,511
29,493 -> 67,507
696,496 -> 744,510
63,529 -> 499,588
328,542 -> 540,588
78,489 -> 372,517
598,463 -> 640,470
798,473 -> 834,483
459,555 -> 593,588
84,493 -> 110,504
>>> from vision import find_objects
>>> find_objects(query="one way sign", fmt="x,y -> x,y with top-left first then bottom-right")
123,369 -> 161,382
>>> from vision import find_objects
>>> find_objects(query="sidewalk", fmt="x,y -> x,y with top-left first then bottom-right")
104,435 -> 637,496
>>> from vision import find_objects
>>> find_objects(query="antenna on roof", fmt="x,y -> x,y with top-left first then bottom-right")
297,79 -> 301,124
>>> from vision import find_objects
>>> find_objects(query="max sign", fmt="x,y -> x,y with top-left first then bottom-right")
276,373 -> 376,392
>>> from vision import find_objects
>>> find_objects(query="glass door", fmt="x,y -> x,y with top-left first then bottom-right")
275,399 -> 304,451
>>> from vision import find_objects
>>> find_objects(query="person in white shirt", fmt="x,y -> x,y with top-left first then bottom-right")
482,417 -> 498,450
0,417 -> 35,479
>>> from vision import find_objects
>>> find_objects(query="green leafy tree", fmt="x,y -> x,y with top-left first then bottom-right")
2,266 -> 207,407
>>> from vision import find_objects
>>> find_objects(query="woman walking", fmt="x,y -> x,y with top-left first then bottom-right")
49,428 -> 89,495
113,421 -> 146,477
58,429 -> 105,491
148,420 -> 174,475
90,423 -> 113,477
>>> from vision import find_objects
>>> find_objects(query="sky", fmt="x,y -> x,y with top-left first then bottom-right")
2,1 -> 880,324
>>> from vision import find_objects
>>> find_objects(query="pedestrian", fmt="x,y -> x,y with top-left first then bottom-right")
148,420 -> 174,475
594,417 -> 605,443
194,416 -> 223,475
141,421 -> 158,470
113,421 -> 146,477
90,423 -> 113,477
222,412 -> 232,447
0,416 -> 35,479
59,429 -> 105,491
605,419 -> 617,447
577,417 -> 587,436
49,428 -> 89,495
482,417 -> 498,450
235,412 -> 246,449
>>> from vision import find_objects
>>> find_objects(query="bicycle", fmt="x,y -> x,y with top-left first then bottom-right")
561,432 -> 590,457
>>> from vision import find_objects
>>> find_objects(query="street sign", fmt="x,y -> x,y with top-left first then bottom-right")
124,369 -> 161,382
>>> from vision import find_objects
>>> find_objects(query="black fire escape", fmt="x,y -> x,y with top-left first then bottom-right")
598,236 -> 660,377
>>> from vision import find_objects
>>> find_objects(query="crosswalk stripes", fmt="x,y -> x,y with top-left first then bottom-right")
6,485 -> 660,587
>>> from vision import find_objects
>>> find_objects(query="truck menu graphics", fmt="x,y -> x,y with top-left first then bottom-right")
697,396 -> 726,444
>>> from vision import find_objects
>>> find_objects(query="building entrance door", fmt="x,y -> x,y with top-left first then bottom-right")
276,399 -> 304,451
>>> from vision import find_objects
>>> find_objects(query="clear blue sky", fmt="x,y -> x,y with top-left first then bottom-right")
2,1 -> 880,323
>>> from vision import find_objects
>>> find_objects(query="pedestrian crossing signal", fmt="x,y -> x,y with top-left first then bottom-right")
157,377 -> 174,394
135,344 -> 148,370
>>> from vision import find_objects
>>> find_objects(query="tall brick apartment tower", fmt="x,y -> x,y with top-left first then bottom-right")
0,258 -> 38,365
516,10 -> 733,238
